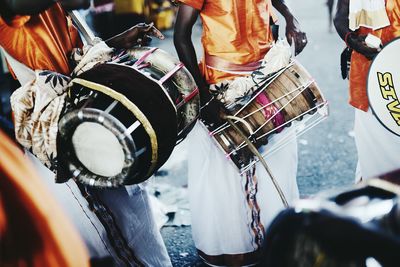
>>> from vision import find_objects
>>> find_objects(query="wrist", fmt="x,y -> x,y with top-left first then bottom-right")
283,12 -> 295,25
345,32 -> 355,48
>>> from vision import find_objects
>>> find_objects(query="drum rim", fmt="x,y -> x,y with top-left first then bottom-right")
70,77 -> 159,178
58,108 -> 137,187
367,36 -> 400,137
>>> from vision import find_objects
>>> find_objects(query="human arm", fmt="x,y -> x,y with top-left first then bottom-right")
174,3 -> 222,125
271,0 -> 307,55
105,22 -> 165,49
334,0 -> 379,60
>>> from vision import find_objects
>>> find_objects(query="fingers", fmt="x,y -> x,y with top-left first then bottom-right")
137,22 -> 165,40
295,32 -> 307,55
137,34 -> 153,46
286,30 -> 307,56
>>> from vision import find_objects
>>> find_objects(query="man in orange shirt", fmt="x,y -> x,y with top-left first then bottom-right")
0,1 -> 171,266
174,0 -> 307,265
334,0 -> 400,181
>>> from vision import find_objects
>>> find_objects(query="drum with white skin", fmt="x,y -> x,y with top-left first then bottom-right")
57,47 -> 200,187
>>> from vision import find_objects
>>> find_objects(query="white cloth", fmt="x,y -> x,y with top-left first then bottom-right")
27,152 -> 172,267
349,0 -> 390,31
188,121 -> 299,263
354,109 -> 400,181
211,41 -> 291,106
8,41 -> 113,170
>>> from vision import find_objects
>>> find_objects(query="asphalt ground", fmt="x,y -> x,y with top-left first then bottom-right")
153,0 -> 359,266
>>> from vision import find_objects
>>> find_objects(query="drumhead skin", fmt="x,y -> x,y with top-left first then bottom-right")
57,108 -> 138,187
72,122 -> 125,177
368,37 -> 400,136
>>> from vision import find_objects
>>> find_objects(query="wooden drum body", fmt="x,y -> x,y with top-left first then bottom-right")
211,61 -> 328,172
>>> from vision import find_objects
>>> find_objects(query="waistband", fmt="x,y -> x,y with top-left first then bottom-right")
205,54 -> 262,74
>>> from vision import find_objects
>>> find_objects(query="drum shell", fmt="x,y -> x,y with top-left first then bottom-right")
214,61 -> 326,169
126,47 -> 200,141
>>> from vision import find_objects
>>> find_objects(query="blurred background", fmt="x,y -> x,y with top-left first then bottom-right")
0,0 -> 361,265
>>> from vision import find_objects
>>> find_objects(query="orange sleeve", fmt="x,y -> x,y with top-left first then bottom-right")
178,0 -> 204,11
390,1 -> 400,37
0,130 -> 90,267
1,15 -> 31,27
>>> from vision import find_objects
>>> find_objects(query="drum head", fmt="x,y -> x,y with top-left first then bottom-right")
368,37 -> 400,136
72,122 -> 125,177
57,108 -> 138,187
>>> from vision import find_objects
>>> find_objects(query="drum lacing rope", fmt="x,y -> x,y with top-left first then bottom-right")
225,116 -> 289,208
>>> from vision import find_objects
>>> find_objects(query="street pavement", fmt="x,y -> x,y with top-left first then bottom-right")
152,0 -> 359,266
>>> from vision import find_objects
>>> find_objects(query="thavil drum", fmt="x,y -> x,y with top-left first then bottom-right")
210,61 -> 328,173
57,47 -> 200,187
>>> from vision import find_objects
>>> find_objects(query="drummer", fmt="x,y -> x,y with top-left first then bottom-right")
174,0 -> 307,265
0,1 -> 171,266
334,0 -> 400,181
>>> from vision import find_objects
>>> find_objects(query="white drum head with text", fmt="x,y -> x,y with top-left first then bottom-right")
368,38 -> 400,136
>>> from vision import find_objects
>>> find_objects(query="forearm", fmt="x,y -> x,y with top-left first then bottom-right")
174,5 -> 210,101
271,0 -> 295,23
334,0 -> 351,41
174,37 -> 209,99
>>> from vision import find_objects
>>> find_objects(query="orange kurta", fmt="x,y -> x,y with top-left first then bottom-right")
349,0 -> 400,111
178,0 -> 276,84
0,4 -> 82,75
0,130 -> 89,267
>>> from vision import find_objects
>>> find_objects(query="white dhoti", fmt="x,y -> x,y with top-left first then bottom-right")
354,109 -> 400,181
188,121 -> 299,266
26,152 -> 172,267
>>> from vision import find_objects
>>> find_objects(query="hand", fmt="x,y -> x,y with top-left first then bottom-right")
200,91 -> 224,128
106,22 -> 165,49
201,98 -> 224,128
347,33 -> 380,60
285,17 -> 308,56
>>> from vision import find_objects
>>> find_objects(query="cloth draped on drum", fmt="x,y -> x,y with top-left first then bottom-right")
9,41 -> 113,171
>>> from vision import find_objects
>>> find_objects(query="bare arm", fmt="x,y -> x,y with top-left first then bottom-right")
105,22 -> 164,49
173,4 -> 209,101
173,4 -> 222,126
333,0 -> 350,41
271,0 -> 307,55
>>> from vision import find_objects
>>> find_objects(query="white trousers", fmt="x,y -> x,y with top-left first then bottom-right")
354,109 -> 400,181
187,122 -> 299,265
26,152 -> 172,267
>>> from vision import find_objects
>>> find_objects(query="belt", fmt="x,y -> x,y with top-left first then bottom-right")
205,54 -> 262,73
